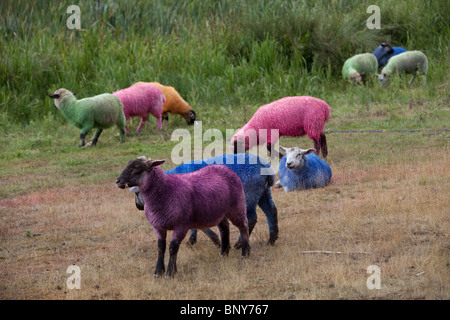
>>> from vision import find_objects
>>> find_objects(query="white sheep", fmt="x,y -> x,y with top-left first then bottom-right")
377,51 -> 428,85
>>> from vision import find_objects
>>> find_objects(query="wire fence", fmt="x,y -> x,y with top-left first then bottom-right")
1,128 -> 448,138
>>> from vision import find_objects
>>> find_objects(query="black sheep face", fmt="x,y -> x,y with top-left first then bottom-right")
116,156 -> 165,189
116,157 -> 149,189
187,110 -> 196,125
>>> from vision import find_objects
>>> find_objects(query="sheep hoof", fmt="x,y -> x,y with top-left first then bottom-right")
274,180 -> 282,188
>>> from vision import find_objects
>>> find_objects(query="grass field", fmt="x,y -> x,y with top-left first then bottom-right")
0,0 -> 449,300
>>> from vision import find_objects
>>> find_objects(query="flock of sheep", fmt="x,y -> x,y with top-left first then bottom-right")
342,43 -> 428,85
48,42 -> 428,277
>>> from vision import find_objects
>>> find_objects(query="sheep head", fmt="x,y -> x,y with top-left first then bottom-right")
377,72 -> 388,85
116,156 -> 165,189
350,72 -> 363,84
279,146 -> 316,169
187,110 -> 196,125
48,88 -> 76,109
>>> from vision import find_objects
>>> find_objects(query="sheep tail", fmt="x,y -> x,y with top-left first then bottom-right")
266,172 -> 276,188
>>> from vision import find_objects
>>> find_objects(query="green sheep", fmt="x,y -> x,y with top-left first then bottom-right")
377,51 -> 428,86
49,88 -> 126,147
342,53 -> 378,84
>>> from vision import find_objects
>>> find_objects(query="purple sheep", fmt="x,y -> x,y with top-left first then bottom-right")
116,156 -> 250,277
113,83 -> 165,133
230,96 -> 331,158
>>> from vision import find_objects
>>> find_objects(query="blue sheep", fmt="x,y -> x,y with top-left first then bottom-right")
132,153 -> 278,247
372,43 -> 407,67
276,147 -> 332,192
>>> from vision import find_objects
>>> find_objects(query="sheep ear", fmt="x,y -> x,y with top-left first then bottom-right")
146,159 -> 165,169
303,148 -> 316,155
138,156 -> 147,161
279,146 -> 288,153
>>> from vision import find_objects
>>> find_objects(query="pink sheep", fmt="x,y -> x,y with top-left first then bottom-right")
113,83 -> 165,133
230,96 -> 331,158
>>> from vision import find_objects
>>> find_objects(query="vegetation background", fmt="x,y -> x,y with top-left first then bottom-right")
0,0 -> 449,300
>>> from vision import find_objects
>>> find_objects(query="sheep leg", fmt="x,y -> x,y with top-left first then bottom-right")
187,229 -> 220,247
136,117 -> 147,132
91,128 -> 103,146
166,240 -> 180,277
218,218 -> 231,256
79,133 -> 87,147
234,207 -> 256,249
229,216 -> 250,257
201,229 -> 220,247
119,127 -> 125,143
157,116 -> 163,131
257,192 -> 279,246
238,227 -> 251,257
166,229 -> 188,277
408,73 -> 417,85
187,230 -> 197,246
162,112 -> 169,123
153,229 -> 167,277
313,139 -> 321,156
319,133 -> 328,158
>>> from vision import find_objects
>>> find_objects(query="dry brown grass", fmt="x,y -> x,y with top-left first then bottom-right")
1,134 -> 449,300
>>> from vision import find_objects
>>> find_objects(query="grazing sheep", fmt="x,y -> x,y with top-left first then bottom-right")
377,51 -> 428,85
372,42 -> 407,67
116,156 -> 250,277
276,146 -> 332,192
342,53 -> 378,84
132,153 -> 278,247
230,96 -> 330,158
49,88 -> 125,147
133,82 -> 196,125
113,83 -> 165,133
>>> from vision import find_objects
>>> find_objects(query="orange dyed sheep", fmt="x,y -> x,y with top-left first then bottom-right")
134,82 -> 196,125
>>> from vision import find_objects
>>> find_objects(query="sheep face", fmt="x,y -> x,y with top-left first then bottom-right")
377,73 -> 388,85
350,72 -> 363,84
381,42 -> 394,54
49,88 -> 75,109
185,110 -> 196,125
116,156 -> 165,189
279,146 -> 316,169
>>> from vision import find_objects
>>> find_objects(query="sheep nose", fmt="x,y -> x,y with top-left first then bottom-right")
286,162 -> 294,168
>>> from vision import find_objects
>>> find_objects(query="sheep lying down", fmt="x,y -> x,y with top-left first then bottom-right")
276,146 -> 332,192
